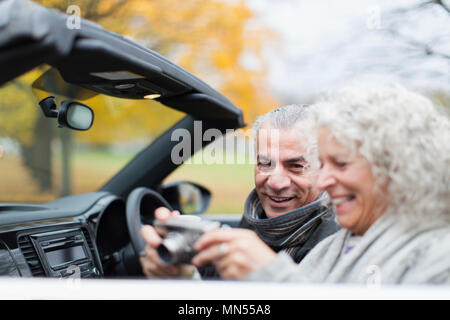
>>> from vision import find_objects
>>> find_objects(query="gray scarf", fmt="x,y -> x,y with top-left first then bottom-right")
243,189 -> 330,257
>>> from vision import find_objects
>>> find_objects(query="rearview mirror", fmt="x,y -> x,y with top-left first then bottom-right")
160,181 -> 211,215
58,101 -> 94,130
38,96 -> 94,131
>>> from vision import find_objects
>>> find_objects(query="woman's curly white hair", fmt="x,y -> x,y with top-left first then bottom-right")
309,82 -> 450,227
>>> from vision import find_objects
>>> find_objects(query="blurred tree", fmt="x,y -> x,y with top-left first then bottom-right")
32,0 -> 280,144
126,0 -> 279,122
35,0 -> 279,125
0,70 -> 54,192
385,0 -> 450,60
2,0 -> 278,196
383,1 -> 450,111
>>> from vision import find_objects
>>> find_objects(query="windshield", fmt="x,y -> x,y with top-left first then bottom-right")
0,65 -> 185,202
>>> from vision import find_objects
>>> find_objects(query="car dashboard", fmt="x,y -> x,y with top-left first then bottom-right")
0,192 -> 132,279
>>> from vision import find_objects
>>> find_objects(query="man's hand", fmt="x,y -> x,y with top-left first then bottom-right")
139,207 -> 196,278
192,228 -> 277,280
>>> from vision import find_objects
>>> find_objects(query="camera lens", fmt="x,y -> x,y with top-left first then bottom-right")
157,232 -> 194,265
157,244 -> 173,265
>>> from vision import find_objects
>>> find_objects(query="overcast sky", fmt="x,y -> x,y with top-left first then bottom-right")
245,0 -> 450,102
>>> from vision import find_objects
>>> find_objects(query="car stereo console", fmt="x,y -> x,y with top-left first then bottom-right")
29,228 -> 101,278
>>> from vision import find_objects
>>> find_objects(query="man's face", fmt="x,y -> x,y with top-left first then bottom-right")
254,121 -> 320,219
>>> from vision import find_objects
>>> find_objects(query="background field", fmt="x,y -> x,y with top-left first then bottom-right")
167,160 -> 254,214
0,149 -> 255,214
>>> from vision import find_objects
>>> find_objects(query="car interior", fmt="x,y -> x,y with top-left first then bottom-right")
0,0 -> 245,279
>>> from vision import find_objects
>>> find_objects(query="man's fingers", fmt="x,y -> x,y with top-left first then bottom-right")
214,256 -> 243,280
141,245 -> 183,276
141,207 -> 181,247
155,207 -> 180,221
140,210 -> 196,279
213,252 -> 247,277
192,229 -> 254,267
194,228 -> 252,251
143,244 -> 163,265
140,256 -> 180,277
140,225 -> 162,247
191,243 -> 228,267
192,228 -> 277,279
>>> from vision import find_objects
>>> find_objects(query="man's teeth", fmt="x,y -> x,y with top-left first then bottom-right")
269,196 -> 293,203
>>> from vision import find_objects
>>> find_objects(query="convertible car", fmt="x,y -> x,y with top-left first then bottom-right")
0,0 -> 245,280
1,1 -> 448,303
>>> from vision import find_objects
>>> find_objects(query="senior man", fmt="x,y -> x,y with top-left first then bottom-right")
139,104 -> 339,278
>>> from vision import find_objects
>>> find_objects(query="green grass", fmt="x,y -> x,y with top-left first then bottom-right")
74,149 -> 134,167
165,161 -> 254,214
1,149 -> 255,214
74,149 -> 256,214
73,149 -> 256,214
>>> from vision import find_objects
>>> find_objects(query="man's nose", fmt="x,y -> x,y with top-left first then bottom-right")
317,166 -> 337,191
267,173 -> 291,191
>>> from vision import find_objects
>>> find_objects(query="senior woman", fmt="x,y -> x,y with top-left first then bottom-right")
192,83 -> 450,285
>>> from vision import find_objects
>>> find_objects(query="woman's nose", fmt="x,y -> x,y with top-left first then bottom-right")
317,166 -> 337,191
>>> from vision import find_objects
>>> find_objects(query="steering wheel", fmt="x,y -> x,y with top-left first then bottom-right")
126,187 -> 173,256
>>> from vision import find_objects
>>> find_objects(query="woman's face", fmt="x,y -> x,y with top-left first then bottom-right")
317,127 -> 388,235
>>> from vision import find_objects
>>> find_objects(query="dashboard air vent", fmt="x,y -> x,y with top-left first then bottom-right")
82,228 -> 96,260
17,235 -> 45,277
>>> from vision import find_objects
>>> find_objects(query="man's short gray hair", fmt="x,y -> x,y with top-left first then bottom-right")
311,82 -> 450,226
252,104 -> 318,168
252,104 -> 310,133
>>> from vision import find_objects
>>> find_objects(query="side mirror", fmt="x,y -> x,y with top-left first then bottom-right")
160,181 -> 211,215
38,96 -> 94,130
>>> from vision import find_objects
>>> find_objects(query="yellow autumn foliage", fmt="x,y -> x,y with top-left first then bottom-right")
3,0 -> 280,146
0,69 -> 43,145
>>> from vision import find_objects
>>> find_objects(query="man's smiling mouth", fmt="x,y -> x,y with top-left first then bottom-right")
267,195 -> 295,203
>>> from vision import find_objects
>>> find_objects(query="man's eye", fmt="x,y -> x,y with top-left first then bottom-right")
258,160 -> 271,167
